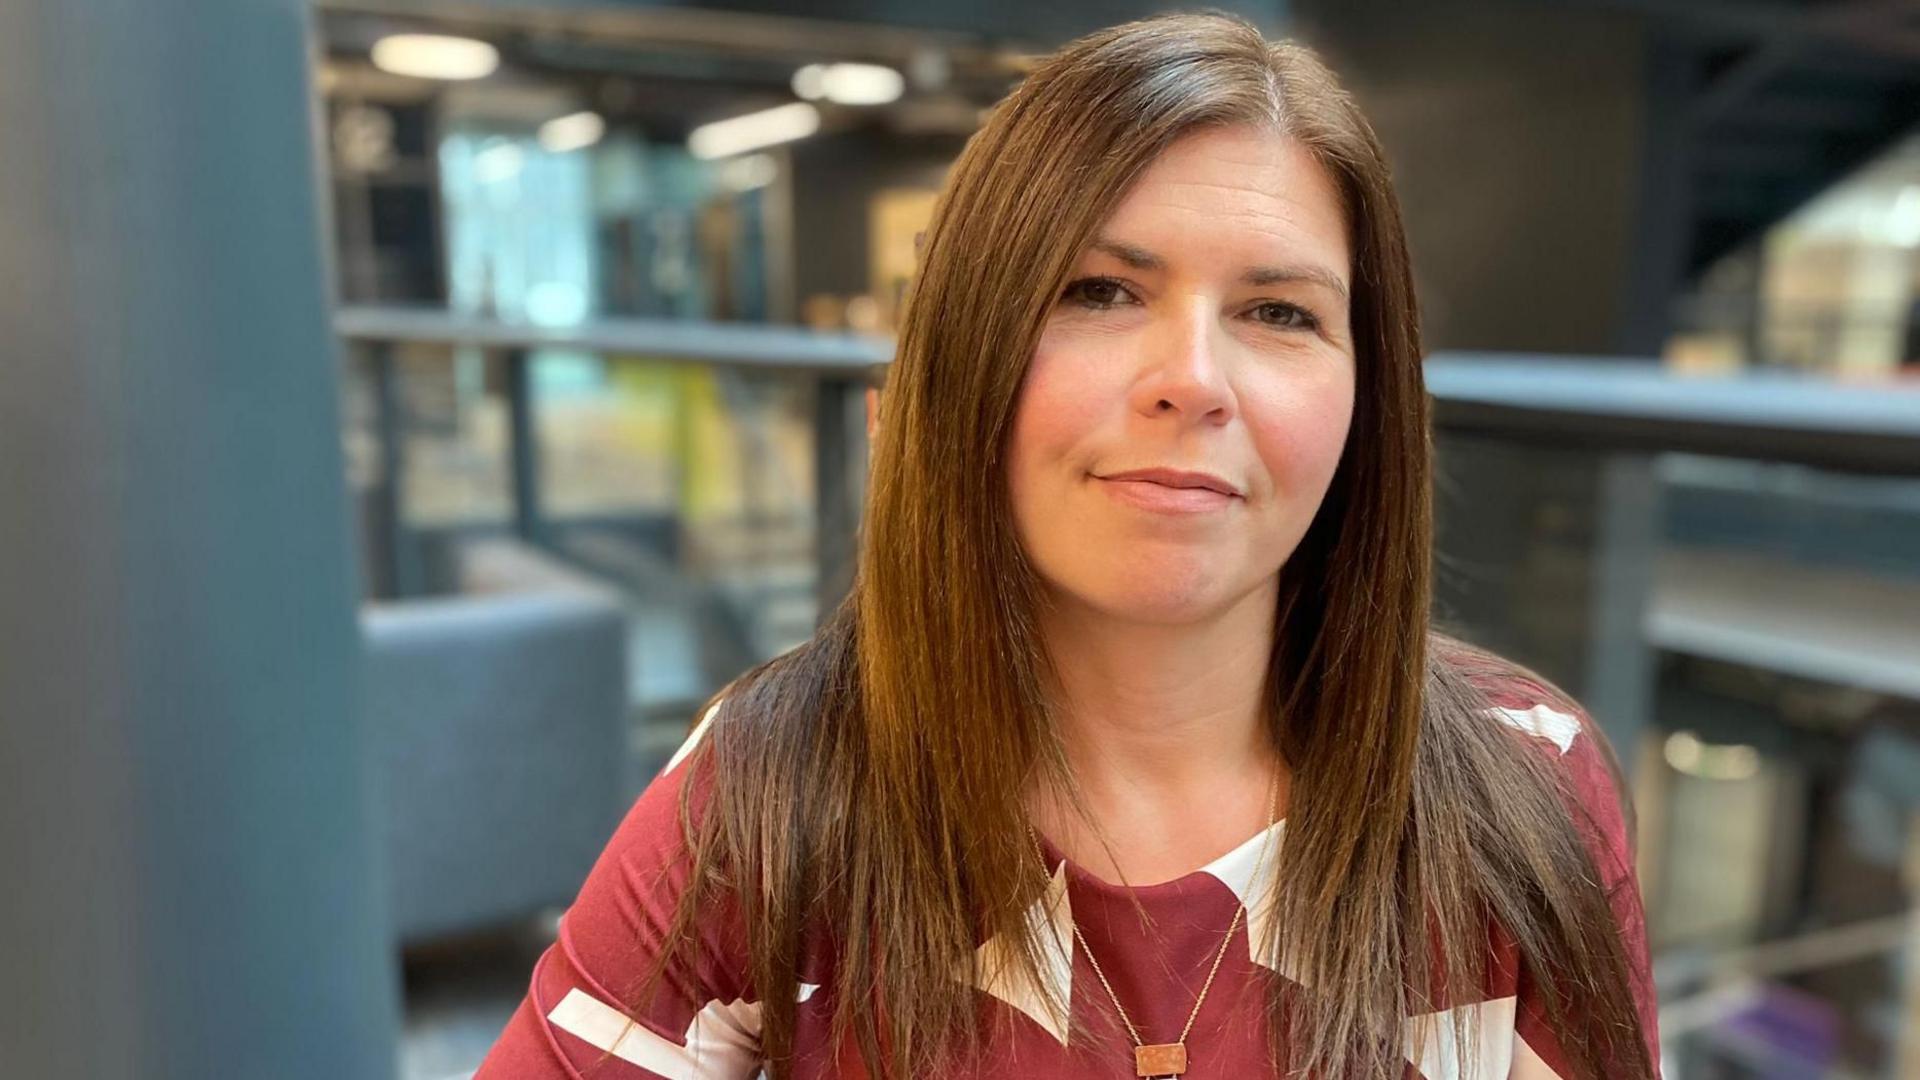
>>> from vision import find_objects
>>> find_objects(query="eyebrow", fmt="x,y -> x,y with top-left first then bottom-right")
1090,237 -> 1351,302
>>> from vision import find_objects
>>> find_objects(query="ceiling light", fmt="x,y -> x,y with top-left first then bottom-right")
791,62 -> 904,106
716,153 -> 778,192
371,34 -> 499,81
792,64 -> 829,101
538,111 -> 605,154
689,103 -> 819,160
1663,731 -> 1761,782
1888,185 -> 1920,248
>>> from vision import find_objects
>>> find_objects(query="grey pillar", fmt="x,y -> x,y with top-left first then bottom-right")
0,1 -> 401,1078
814,374 -> 865,619
503,346 -> 545,546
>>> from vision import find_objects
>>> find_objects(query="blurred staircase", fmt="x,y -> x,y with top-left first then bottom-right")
1686,46 -> 1920,274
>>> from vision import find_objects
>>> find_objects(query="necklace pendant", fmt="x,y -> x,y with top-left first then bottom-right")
1135,1043 -> 1188,1077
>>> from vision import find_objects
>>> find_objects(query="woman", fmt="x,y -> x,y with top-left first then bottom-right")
478,12 -> 1658,1079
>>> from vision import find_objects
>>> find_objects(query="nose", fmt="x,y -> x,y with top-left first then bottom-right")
1129,295 -> 1235,425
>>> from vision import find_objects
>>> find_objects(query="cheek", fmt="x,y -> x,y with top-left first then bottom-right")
1244,367 -> 1355,494
1007,341 -> 1116,491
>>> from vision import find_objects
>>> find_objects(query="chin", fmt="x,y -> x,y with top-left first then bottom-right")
1055,566 -> 1239,626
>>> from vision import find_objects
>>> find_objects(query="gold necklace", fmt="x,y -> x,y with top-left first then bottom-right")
1027,780 -> 1280,1079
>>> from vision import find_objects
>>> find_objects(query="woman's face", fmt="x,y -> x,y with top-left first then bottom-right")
1007,125 -> 1357,626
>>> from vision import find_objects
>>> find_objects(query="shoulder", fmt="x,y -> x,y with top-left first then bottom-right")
474,697 -> 765,1077
574,698 -> 727,893
565,697 -> 745,987
1442,641 -> 1638,892
1435,643 -> 1663,1071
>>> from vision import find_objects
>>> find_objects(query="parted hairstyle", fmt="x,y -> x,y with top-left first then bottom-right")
645,11 -> 1655,1078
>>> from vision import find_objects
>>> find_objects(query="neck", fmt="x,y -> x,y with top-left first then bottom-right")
1028,579 -> 1287,878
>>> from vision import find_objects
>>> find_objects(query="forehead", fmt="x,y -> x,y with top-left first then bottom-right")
1095,126 -> 1350,274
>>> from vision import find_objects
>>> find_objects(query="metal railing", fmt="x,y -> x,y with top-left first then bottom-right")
335,306 -> 889,613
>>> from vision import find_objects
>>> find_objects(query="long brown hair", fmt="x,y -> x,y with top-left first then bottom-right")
659,12 -> 1654,1078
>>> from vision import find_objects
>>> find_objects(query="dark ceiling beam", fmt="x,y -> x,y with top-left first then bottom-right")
1715,94 -> 1896,133
1584,0 -> 1920,128
1693,136 -> 1842,175
1690,39 -> 1802,127
319,1 -> 1018,72
1555,0 -> 1920,60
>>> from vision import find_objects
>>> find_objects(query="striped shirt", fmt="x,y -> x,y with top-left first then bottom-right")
476,673 -> 1658,1078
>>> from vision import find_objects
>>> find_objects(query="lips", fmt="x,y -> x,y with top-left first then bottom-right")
1095,467 -> 1244,498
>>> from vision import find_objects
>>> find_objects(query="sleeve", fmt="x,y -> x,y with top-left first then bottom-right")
473,703 -> 766,1080
1478,680 -> 1662,1079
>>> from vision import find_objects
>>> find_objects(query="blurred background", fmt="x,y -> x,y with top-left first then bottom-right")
3,1 -> 1918,1077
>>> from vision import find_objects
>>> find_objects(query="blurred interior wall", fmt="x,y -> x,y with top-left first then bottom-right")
1296,0 -> 1661,355
1284,0 -> 1675,766
788,129 -> 964,305
0,2 -> 400,1077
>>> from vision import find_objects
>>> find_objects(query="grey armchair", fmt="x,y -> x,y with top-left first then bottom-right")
361,539 -> 629,945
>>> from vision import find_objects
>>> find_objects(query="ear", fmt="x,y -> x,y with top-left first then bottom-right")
865,386 -> 882,441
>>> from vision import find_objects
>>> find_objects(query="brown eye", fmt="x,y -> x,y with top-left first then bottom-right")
1061,277 -> 1132,308
1253,302 -> 1319,331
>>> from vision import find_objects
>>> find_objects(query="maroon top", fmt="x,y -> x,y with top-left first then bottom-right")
476,672 -> 1658,1078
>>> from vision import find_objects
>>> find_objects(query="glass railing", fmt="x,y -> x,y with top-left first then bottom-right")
336,307 -> 886,758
